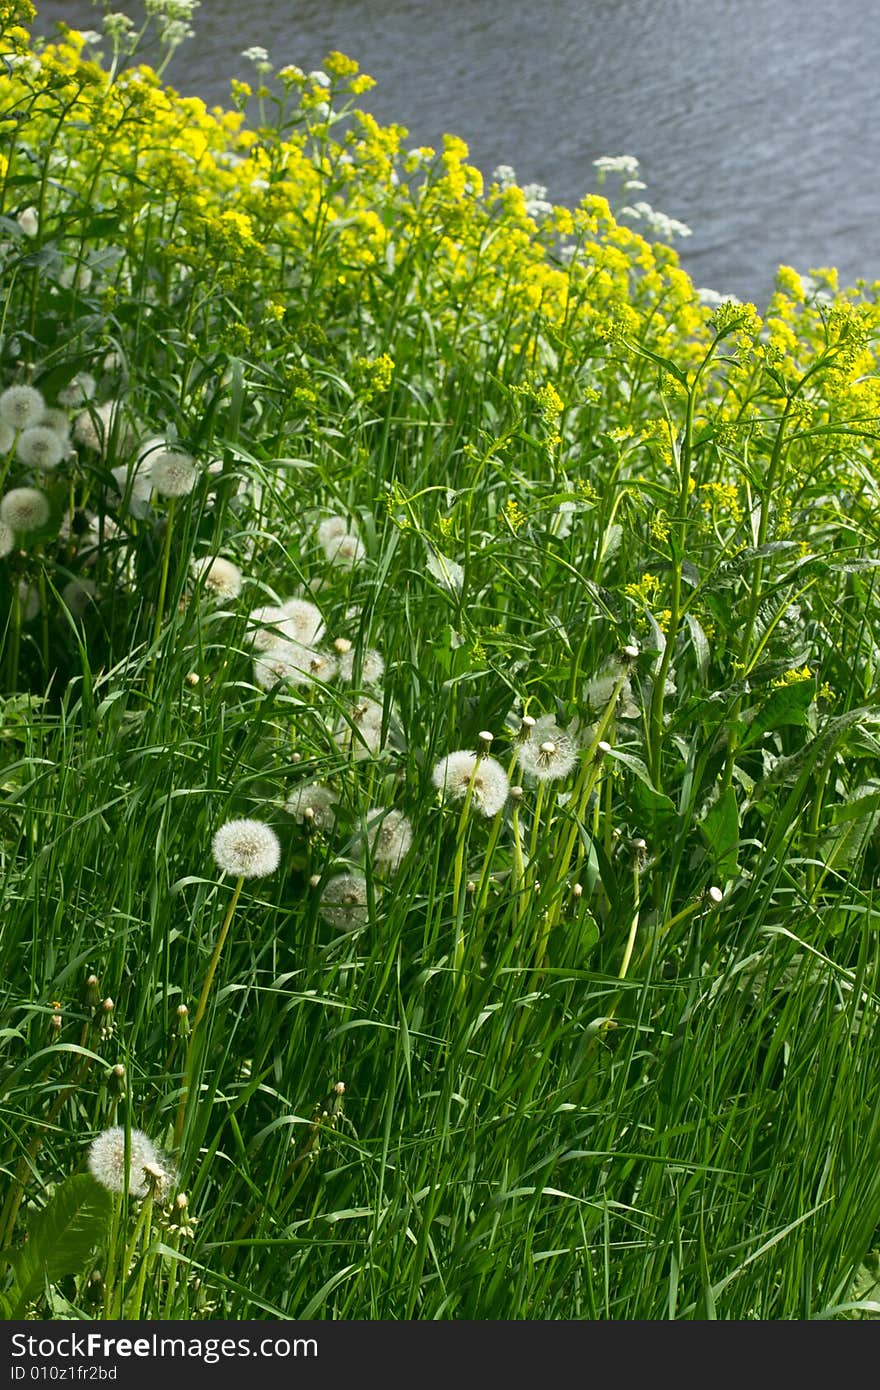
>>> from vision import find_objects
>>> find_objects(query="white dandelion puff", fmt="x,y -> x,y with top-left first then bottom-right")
192,555 -> 243,601
279,596 -> 325,646
88,1126 -> 173,1199
253,640 -> 336,690
61,577 -> 98,619
335,696 -> 386,759
39,407 -> 72,441
431,750 -> 510,817
73,399 -> 137,457
211,818 -> 281,879
336,645 -> 385,685
57,372 -> 96,408
515,714 -> 579,781
0,420 -> 14,454
1,487 -> 50,532
149,448 -> 198,498
0,385 -> 45,431
246,603 -> 289,652
0,521 -> 13,557
15,425 -> 65,471
583,667 -> 640,720
317,514 -> 365,568
285,783 -> 339,830
364,806 -> 413,872
319,872 -> 369,932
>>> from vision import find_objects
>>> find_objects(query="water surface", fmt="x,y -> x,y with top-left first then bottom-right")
33,0 -> 880,304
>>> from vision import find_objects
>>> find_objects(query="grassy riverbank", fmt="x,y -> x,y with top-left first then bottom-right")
2,1 -> 880,1319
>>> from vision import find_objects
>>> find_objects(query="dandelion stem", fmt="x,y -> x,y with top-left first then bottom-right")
174,874 -> 244,1149
149,495 -> 177,693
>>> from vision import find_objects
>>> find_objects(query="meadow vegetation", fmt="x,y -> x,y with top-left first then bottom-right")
2,0 -> 880,1319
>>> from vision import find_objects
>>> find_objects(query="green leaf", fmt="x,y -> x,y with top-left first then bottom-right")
605,748 -> 676,818
740,678 -> 815,748
3,1175 -> 114,1316
701,786 -> 740,879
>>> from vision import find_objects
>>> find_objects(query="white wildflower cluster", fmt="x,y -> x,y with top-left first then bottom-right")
620,201 -> 692,241
522,182 -> 553,221
317,514 -> 366,569
592,154 -> 641,178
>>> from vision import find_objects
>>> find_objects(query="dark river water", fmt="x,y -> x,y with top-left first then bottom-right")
33,1 -> 880,305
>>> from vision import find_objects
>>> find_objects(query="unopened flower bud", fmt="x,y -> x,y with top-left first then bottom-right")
176,1004 -> 190,1037
85,974 -> 101,1007
478,730 -> 494,753
333,637 -> 352,654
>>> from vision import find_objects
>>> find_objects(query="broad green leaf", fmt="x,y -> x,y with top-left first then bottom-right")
3,1175 -> 114,1316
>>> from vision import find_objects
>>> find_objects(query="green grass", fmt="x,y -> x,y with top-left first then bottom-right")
1,2 -> 880,1320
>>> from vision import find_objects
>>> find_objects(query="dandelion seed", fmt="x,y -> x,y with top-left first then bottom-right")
425,548 -> 464,595
211,818 -> 281,879
319,872 -> 369,932
515,715 -> 579,781
0,385 -> 45,431
364,806 -> 413,871
285,783 -> 339,830
15,425 -> 65,471
62,577 -> 97,619
57,372 -> 96,408
192,555 -> 243,601
0,521 -> 13,557
431,750 -> 510,817
150,448 -> 198,498
17,206 -> 38,238
88,1126 -> 173,1200
1,487 -> 50,532
336,645 -> 385,685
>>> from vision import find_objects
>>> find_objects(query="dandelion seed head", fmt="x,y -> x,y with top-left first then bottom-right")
150,448 -> 198,498
279,596 -> 325,646
253,640 -> 336,690
192,555 -> 243,601
39,407 -> 71,440
15,425 -> 65,471
335,696 -> 386,759
88,1126 -> 173,1199
0,521 -> 13,557
319,872 -> 369,933
364,806 -> 413,871
57,372 -> 96,408
0,384 -> 45,431
285,783 -> 339,830
73,399 -> 137,457
18,580 -> 39,620
0,420 -> 14,454
246,604 -> 288,652
515,715 -> 579,781
0,486 -> 50,532
431,750 -> 510,817
62,577 -> 98,619
337,645 -> 384,685
211,818 -> 281,879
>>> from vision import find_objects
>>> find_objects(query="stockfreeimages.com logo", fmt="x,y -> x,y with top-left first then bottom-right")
11,1333 -> 317,1367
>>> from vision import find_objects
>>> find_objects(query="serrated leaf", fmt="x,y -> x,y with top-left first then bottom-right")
3,1175 -> 114,1315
